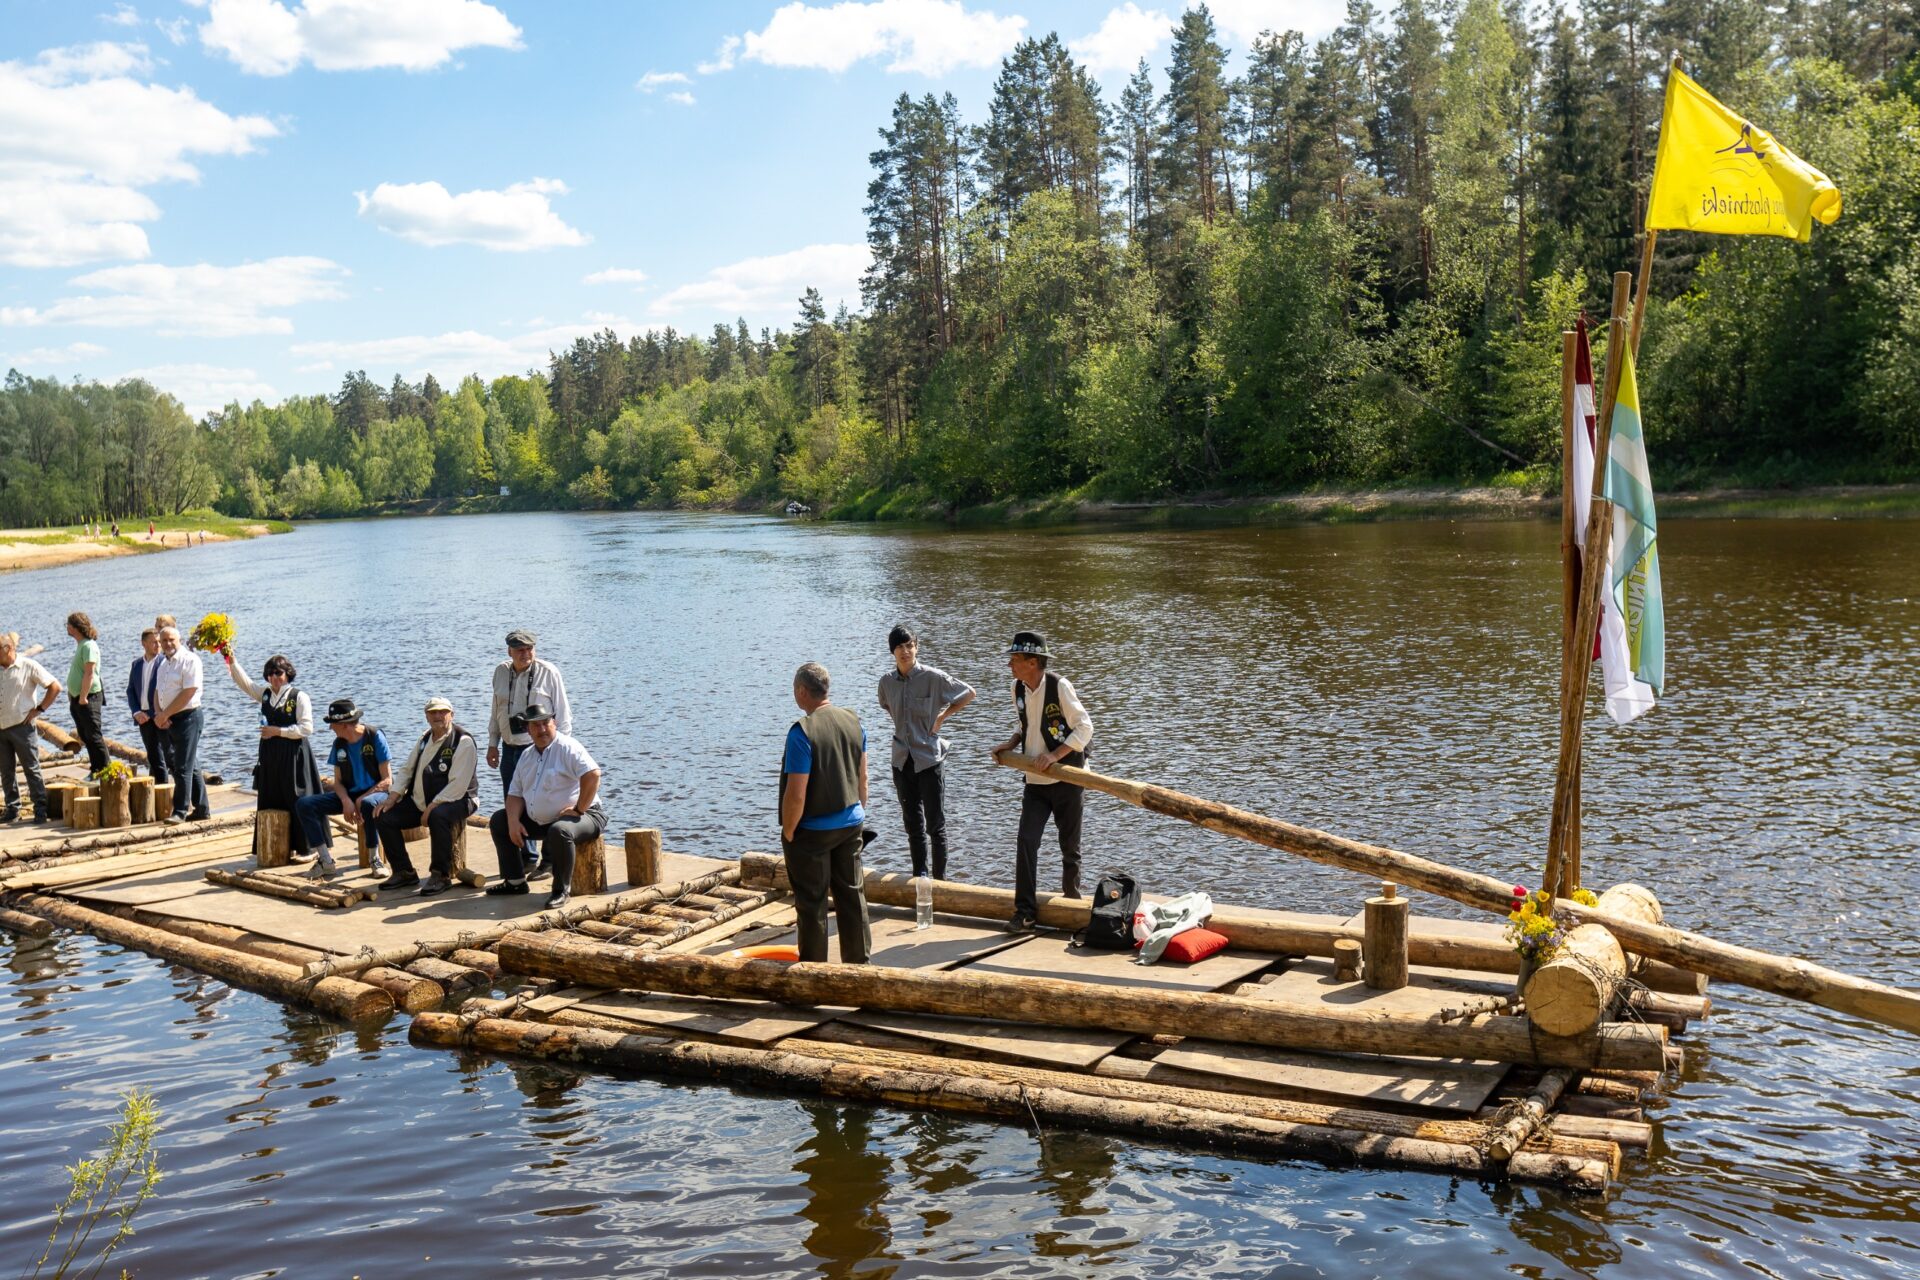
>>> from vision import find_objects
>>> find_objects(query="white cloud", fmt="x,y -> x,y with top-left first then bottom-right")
696,36 -> 740,74
289,313 -> 640,382
1072,4 -> 1170,77
120,362 -> 279,416
649,243 -> 869,326
1201,0 -> 1345,46
0,45 -> 277,266
1,341 -> 109,370
355,177 -> 588,252
636,70 -> 689,90
738,0 -> 1025,76
0,257 -> 348,337
583,267 -> 648,287
198,0 -> 522,76
157,17 -> 192,45
103,4 -> 143,28
665,91 -> 695,106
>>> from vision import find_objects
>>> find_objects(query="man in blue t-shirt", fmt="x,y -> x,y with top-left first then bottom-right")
780,662 -> 871,964
293,698 -> 393,879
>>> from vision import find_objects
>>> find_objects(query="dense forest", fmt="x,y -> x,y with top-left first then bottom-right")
3,0 -> 1917,527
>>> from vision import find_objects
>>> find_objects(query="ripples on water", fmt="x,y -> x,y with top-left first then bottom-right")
1,512 -> 1916,1277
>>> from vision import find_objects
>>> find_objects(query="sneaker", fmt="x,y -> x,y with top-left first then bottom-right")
162,813 -> 185,826
288,849 -> 316,863
525,860 -> 551,881
369,860 -> 391,880
417,874 -> 453,897
379,873 -> 420,891
485,880 -> 529,896
1003,914 -> 1039,935
307,857 -> 339,880
545,890 -> 572,909
1,807 -> 17,824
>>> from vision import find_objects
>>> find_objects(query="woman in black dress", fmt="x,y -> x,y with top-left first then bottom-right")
224,649 -> 323,860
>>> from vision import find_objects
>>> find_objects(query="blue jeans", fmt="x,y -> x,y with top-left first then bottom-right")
499,742 -> 528,797
163,707 -> 208,817
294,787 -> 387,855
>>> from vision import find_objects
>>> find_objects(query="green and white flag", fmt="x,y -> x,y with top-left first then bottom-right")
1601,345 -> 1664,723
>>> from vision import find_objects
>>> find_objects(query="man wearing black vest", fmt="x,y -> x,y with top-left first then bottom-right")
294,698 -> 393,879
780,662 -> 871,964
369,697 -> 479,894
991,632 -> 1094,934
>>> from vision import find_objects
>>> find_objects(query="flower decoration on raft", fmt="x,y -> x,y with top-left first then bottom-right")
98,760 -> 131,783
1504,884 -> 1599,963
188,613 -> 234,655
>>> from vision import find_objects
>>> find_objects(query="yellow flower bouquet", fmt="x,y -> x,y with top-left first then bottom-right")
1503,884 -> 1600,964
188,612 -> 235,655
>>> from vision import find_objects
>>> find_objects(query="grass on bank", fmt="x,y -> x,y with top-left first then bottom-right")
7,510 -> 293,545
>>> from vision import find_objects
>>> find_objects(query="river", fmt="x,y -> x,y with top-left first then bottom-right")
1,511 -> 1916,1278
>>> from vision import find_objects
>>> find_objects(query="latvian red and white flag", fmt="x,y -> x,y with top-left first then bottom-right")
1571,316 -> 1657,725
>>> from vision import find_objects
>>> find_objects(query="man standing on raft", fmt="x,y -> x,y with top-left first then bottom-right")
781,662 -> 871,964
991,631 -> 1093,935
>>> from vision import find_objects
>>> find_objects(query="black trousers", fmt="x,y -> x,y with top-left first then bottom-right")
69,696 -> 109,774
490,805 -> 606,894
1014,782 -> 1083,921
891,758 -> 948,879
135,719 -> 169,785
783,825 -> 871,964
374,794 -> 477,877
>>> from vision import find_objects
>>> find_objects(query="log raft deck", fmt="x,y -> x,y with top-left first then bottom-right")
0,741 -> 1730,1197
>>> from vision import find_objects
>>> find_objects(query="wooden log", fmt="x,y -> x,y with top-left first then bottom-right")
45,782 -> 82,824
33,718 -> 146,766
1486,1067 -> 1575,1160
495,933 -> 1669,1070
128,776 -> 155,825
405,956 -> 491,993
297,866 -> 743,981
1571,1074 -> 1643,1102
402,822 -> 482,887
254,809 -> 292,868
625,828 -> 660,887
618,888 -> 787,951
649,904 -> 713,922
572,835 -> 607,895
606,913 -> 678,933
353,817 -> 372,869
98,776 -> 131,828
574,920 -> 627,939
1363,882 -> 1409,991
450,949 -> 504,979
0,811 -> 255,864
1,829 -> 243,879
1332,938 -> 1362,982
205,867 -> 366,908
0,905 -> 54,937
411,1014 -> 1610,1193
989,758 -> 1918,1035
1525,884 -> 1663,1037
362,966 -> 445,1012
6,892 -> 391,1022
151,782 -> 173,819
116,911 -> 322,967
1547,1114 -> 1653,1150
70,797 -> 101,831
1557,1093 -> 1642,1121
1627,989 -> 1709,1022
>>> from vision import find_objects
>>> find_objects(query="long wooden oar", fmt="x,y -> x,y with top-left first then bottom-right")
993,752 -> 1920,1036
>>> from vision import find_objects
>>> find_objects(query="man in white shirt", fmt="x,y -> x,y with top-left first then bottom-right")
0,630 -> 62,823
370,697 -> 480,895
486,702 -> 603,909
990,631 -> 1094,934
153,625 -> 210,823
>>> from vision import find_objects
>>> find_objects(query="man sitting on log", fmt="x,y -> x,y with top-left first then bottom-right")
487,701 -> 603,909
369,696 -> 478,894
0,630 -> 61,824
295,698 -> 393,879
780,661 -> 871,964
990,631 -> 1094,934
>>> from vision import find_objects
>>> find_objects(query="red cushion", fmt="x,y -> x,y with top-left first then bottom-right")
1162,927 -> 1229,964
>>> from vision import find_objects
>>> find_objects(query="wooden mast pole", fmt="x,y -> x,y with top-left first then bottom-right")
1558,329 -> 1583,896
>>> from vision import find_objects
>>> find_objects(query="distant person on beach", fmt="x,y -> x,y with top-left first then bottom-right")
875,626 -> 974,881
487,701 -> 603,909
224,648 -> 321,863
295,699 -> 393,879
488,629 -> 570,870
371,696 -> 479,895
781,662 -> 871,964
64,612 -> 109,777
153,626 -> 211,825
147,521 -> 154,539
990,632 -> 1094,934
0,631 -> 61,824
126,628 -> 170,787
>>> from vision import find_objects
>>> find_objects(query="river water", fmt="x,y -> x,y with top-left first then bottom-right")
1,511 -> 1916,1278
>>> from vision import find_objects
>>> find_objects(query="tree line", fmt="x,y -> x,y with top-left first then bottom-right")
3,0 -> 1915,528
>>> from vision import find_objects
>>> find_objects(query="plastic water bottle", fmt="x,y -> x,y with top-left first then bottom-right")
913,876 -> 933,930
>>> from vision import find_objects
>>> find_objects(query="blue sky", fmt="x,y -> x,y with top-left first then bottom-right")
1,1 -> 1342,415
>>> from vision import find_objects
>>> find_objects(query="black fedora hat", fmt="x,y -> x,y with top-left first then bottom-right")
323,698 -> 362,725
520,701 -> 556,724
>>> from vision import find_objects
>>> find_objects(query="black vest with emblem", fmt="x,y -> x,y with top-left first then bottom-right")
1015,672 -> 1086,766
261,686 -> 302,730
405,725 -> 477,802
333,726 -> 386,796
779,704 -> 863,822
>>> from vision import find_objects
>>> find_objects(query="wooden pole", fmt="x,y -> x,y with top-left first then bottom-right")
495,932 -> 1670,1070
624,828 -> 661,887
1362,882 -> 1409,991
99,776 -> 131,828
1559,328 -> 1584,897
255,809 -> 292,867
128,776 -> 155,825
982,761 -> 1920,1033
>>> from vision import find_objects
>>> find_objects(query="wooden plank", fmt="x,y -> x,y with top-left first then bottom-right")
1259,955 -> 1516,1017
1153,1042 -> 1509,1114
545,989 -> 843,1045
839,1008 -> 1129,1069
962,934 -> 1275,992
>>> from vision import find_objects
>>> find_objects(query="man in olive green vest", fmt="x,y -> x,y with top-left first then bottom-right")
779,661 -> 871,964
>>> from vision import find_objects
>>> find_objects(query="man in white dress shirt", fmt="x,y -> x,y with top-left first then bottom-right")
486,702 -> 603,909
153,626 -> 210,824
0,631 -> 61,823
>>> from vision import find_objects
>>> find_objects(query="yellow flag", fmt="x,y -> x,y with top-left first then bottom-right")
1644,66 -> 1842,240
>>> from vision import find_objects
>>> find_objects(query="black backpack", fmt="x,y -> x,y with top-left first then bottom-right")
1073,872 -> 1141,950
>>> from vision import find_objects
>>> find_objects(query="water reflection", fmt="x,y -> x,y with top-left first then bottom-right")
797,1104 -> 896,1277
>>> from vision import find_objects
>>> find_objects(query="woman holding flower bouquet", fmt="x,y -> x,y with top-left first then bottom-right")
224,647 -> 323,860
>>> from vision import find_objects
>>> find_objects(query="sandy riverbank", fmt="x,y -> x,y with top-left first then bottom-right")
1,524 -> 278,575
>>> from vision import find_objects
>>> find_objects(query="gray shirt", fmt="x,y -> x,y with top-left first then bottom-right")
877,663 -> 974,771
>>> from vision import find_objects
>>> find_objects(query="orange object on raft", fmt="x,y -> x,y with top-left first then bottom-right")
724,944 -> 801,962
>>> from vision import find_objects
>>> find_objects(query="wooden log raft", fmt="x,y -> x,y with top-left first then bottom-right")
297,866 -> 743,981
406,956 -> 491,994
1485,1068 -> 1575,1161
991,754 -> 1920,1035
737,853 -> 1704,995
1526,884 -> 1662,1037
410,1013 -> 1611,1193
205,867 -> 373,908
4,892 -> 392,1022
495,933 -> 1669,1070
